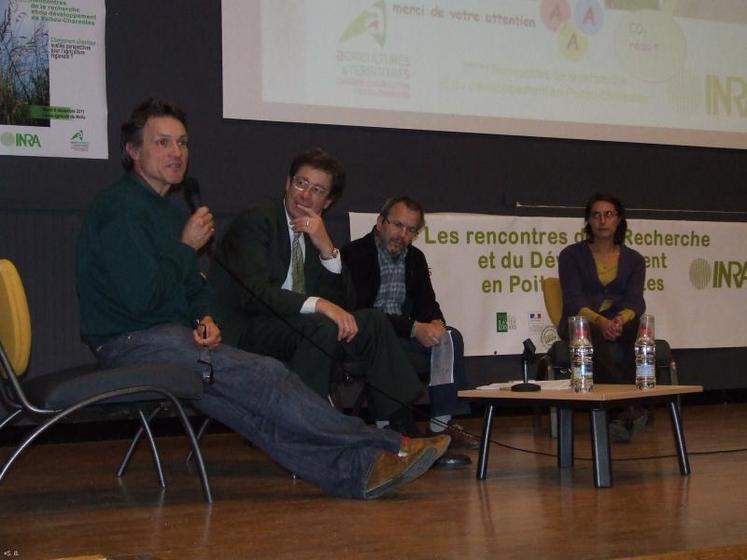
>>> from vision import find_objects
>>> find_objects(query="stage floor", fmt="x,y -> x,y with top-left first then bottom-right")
2,402 -> 747,560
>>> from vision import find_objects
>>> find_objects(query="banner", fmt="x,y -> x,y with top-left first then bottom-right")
350,213 -> 747,356
0,0 -> 107,159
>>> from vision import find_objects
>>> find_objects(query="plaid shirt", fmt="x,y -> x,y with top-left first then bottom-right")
373,234 -> 408,315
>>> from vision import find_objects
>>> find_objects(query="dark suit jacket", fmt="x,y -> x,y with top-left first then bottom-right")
341,229 -> 444,339
210,198 -> 352,346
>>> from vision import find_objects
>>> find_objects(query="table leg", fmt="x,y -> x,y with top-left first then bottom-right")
668,399 -> 691,475
590,408 -> 612,488
477,404 -> 495,480
557,407 -> 574,468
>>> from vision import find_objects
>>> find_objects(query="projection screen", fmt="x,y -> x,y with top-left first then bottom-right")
222,0 -> 747,149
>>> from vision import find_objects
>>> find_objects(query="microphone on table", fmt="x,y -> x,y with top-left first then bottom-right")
511,338 -> 541,392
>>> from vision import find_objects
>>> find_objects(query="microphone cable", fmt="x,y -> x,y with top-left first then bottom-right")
184,179 -> 746,466
181,178 -> 479,442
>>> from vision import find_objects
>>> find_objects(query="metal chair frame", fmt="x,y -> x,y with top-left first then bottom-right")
0,259 -> 212,502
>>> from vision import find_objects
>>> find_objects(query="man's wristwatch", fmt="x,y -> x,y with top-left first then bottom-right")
321,247 -> 339,260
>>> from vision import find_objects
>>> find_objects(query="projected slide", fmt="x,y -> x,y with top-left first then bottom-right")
222,1 -> 747,149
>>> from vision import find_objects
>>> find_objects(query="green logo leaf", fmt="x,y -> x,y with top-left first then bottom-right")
340,1 -> 386,47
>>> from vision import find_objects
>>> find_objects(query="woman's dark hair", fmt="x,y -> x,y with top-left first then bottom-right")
584,193 -> 627,245
121,98 -> 187,170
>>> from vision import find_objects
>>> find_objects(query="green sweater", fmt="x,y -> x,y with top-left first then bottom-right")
77,173 -> 212,345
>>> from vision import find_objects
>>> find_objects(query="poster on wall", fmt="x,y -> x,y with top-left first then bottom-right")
350,212 -> 747,357
0,0 -> 107,159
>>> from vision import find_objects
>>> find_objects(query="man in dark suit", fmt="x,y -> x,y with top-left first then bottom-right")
210,148 -> 423,433
342,196 -> 477,450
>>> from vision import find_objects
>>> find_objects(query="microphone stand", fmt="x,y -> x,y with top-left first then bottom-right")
511,338 -> 541,392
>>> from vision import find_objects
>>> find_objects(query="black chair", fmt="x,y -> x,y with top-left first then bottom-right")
0,258 -> 212,502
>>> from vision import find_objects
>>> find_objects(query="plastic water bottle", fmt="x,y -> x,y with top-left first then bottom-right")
568,316 -> 593,392
635,314 -> 656,390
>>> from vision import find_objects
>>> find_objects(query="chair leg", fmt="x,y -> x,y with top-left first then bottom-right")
0,392 -> 127,484
0,386 -> 212,504
137,408 -> 166,488
167,397 -> 212,503
185,417 -> 212,464
117,405 -> 164,479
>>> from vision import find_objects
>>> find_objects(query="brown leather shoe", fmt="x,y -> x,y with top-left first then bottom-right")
428,423 -> 480,450
363,434 -> 450,499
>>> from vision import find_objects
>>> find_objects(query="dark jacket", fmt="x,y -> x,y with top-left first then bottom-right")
341,229 -> 444,339
557,240 -> 646,338
210,198 -> 353,346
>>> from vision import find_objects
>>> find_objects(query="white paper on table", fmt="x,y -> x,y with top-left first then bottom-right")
476,379 -> 572,391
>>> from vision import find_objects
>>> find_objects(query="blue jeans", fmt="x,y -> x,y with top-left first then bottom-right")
93,323 -> 401,499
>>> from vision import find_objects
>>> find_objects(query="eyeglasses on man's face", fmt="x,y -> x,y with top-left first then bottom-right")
383,216 -> 420,236
291,175 -> 330,198
589,210 -> 618,221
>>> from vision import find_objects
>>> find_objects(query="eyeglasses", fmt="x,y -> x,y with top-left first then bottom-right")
291,176 -> 330,198
383,216 -> 420,236
589,210 -> 618,221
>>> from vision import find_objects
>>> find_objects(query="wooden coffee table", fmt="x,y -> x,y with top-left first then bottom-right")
458,384 -> 703,487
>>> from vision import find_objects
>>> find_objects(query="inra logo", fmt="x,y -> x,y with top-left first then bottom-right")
706,75 -> 747,118
1,132 -> 42,148
689,258 -> 747,289
711,260 -> 747,288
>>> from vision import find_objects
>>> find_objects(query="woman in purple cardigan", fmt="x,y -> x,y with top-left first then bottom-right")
558,193 -> 647,440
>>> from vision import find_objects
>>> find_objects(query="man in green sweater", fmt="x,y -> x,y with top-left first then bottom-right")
76,97 -> 449,500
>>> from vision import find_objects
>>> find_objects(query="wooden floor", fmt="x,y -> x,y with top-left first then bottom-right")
2,403 -> 747,560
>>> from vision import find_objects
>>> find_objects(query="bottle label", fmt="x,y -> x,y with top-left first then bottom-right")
636,363 -> 655,378
572,363 -> 592,379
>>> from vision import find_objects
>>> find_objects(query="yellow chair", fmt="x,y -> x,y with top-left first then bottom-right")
537,276 -> 678,384
0,259 -> 212,502
542,277 -> 564,331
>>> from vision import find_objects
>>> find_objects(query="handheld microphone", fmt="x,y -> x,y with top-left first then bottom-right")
181,177 -> 212,255
181,177 -> 203,213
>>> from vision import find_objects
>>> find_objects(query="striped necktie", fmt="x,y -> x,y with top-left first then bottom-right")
291,232 -> 305,294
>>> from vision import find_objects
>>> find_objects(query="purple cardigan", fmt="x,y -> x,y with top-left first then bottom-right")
557,241 -> 646,337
